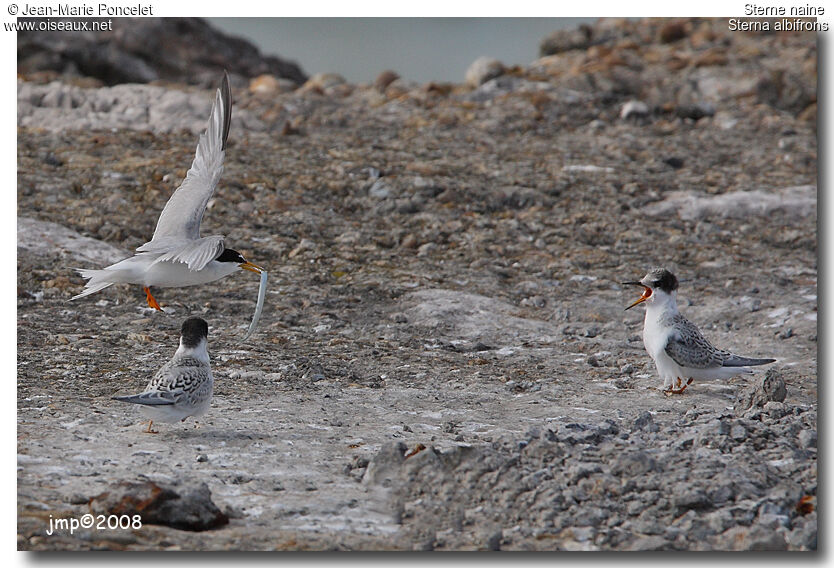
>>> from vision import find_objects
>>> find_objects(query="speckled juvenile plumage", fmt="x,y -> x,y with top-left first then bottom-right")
624,268 -> 775,394
113,317 -> 213,432
140,356 -> 212,405
664,312 -> 740,369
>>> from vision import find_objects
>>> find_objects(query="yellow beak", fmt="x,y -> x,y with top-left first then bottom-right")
623,282 -> 652,311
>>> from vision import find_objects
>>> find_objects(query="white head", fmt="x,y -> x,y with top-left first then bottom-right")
623,267 -> 679,311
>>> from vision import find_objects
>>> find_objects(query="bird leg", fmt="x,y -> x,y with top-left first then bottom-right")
180,416 -> 202,429
144,286 -> 162,311
143,420 -> 159,434
666,377 -> 694,395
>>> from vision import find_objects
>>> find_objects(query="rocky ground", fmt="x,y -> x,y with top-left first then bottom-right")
17,18 -> 817,550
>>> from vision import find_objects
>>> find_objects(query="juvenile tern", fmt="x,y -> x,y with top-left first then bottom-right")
71,71 -> 263,310
623,267 -> 775,394
113,317 -> 213,433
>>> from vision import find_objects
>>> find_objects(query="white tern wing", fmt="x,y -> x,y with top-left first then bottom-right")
146,71 -> 232,244
147,235 -> 226,271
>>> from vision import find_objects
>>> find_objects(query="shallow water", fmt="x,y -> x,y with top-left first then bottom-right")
207,17 -> 596,83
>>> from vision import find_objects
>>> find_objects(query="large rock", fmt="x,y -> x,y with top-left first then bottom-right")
90,480 -> 229,531
17,17 -> 307,86
17,217 -> 126,265
734,368 -> 788,416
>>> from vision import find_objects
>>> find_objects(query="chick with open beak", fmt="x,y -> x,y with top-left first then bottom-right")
622,267 -> 775,394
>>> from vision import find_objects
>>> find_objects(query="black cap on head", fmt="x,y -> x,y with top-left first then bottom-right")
181,317 -> 209,347
216,248 -> 245,264
644,267 -> 679,293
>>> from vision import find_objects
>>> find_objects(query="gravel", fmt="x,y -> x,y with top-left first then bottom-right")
17,18 -> 816,551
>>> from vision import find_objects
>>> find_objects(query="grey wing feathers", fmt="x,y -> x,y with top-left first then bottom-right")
722,354 -> 776,367
113,391 -> 176,406
664,314 -> 776,369
219,70 -> 232,151
147,72 -> 232,243
144,234 -> 225,271
115,358 -> 210,405
664,315 -> 725,369
148,357 -> 211,393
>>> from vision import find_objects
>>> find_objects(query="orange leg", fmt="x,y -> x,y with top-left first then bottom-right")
667,377 -> 694,395
144,420 -> 158,434
144,286 -> 162,311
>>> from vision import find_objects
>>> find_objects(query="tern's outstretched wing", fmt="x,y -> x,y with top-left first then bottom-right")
140,234 -> 225,271
147,71 -> 232,244
663,314 -> 726,369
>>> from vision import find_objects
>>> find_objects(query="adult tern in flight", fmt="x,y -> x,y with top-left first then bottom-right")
71,71 -> 263,310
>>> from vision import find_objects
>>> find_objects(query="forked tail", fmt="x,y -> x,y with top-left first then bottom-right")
70,268 -> 114,301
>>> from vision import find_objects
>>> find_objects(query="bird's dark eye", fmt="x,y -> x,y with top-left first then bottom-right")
652,281 -> 661,287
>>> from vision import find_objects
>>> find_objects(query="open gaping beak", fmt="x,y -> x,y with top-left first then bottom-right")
622,281 -> 652,311
240,260 -> 264,274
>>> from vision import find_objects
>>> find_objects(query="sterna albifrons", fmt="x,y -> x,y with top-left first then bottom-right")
623,267 -> 775,394
71,72 -> 262,310
113,317 -> 213,433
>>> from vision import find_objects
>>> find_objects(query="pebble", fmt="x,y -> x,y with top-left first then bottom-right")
633,411 -> 653,430
620,100 -> 649,120
675,102 -> 716,120
248,74 -> 294,96
288,238 -> 316,258
730,424 -> 747,441
539,25 -> 595,55
42,151 -> 64,167
583,326 -> 600,338
368,179 -> 392,199
302,72 -> 347,92
67,493 -> 89,505
763,401 -> 790,420
416,242 -> 437,257
400,234 -> 418,249
797,429 -> 816,449
374,70 -> 400,93
659,20 -> 688,43
663,156 -> 684,169
465,57 -> 506,88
